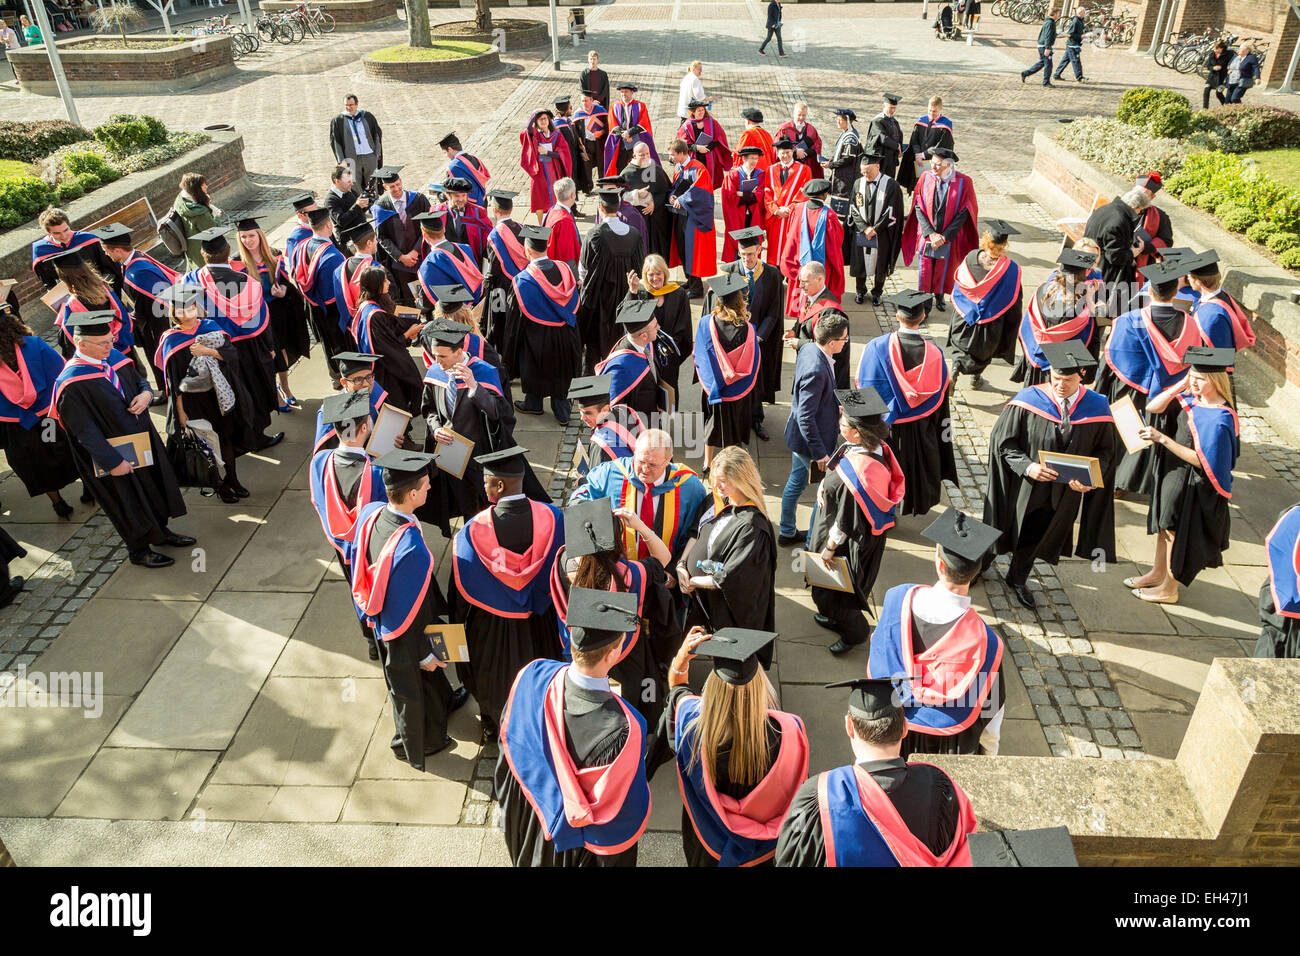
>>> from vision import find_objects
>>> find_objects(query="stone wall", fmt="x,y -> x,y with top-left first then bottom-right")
363,49 -> 502,80
8,35 -> 236,95
261,0 -> 399,28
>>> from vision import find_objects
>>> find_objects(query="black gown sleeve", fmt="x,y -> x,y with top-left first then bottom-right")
58,385 -> 123,470
774,778 -> 826,866
991,405 -> 1034,478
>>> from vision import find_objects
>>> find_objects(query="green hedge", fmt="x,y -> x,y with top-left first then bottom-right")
1056,117 -> 1193,179
93,114 -> 169,157
1116,88 -> 1192,134
0,121 -> 93,163
1188,105 -> 1300,153
0,174 -> 55,230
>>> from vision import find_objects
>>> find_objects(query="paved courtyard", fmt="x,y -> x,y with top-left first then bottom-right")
1,1 -> 1297,865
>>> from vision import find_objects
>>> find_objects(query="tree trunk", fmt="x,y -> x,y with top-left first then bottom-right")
474,0 -> 492,34
405,0 -> 431,47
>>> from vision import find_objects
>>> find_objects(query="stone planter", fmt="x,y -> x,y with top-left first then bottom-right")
362,47 -> 501,81
433,17 -> 549,48
8,35 -> 235,95
261,0 -> 399,30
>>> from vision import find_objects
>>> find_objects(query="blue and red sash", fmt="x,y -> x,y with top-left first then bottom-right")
833,444 -> 906,534
1007,383 -> 1113,427
1194,290 -> 1255,353
513,260 -> 578,328
797,203 -> 829,269
283,225 -> 312,268
0,336 -> 65,428
55,290 -> 134,352
1177,392 -> 1238,499
185,266 -> 269,341
49,349 -> 135,427
595,345 -> 651,406
575,104 -> 609,139
313,382 -> 388,454
1019,286 -> 1094,371
1104,306 -> 1202,397
818,761 -> 974,867
674,694 -> 808,866
152,319 -> 228,391
122,249 -> 180,311
434,200 -> 492,262
908,114 -> 953,147
421,330 -> 489,371
292,237 -> 343,308
31,231 -> 101,271
448,153 -> 491,205
334,254 -> 373,328
1266,505 -> 1300,620
588,405 -> 644,471
952,254 -> 1021,326
549,556 -> 648,662
350,300 -> 384,354
422,354 -> 503,406
452,499 -> 564,618
309,448 -> 386,563
868,584 -> 1003,737
487,221 -> 529,280
418,241 -> 484,306
854,333 -> 949,425
370,190 -> 421,231
500,659 -> 651,856
694,316 -> 759,404
349,502 -> 434,640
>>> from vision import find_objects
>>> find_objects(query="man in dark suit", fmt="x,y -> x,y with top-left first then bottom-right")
779,309 -> 850,546
329,94 -> 383,188
372,167 -> 430,307
325,163 -> 371,250
1083,188 -> 1143,314
759,0 -> 785,56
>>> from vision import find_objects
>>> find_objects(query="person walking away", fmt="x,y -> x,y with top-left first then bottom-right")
759,0 -> 786,56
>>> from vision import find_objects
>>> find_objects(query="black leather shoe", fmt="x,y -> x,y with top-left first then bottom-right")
754,423 -> 770,442
934,299 -> 947,312
450,686 -> 470,711
160,531 -> 197,548
0,576 -> 25,609
52,498 -> 74,519
813,613 -> 838,631
367,641 -> 380,661
1006,576 -> 1037,609
257,431 -> 285,450
130,550 -> 175,569
229,481 -> 250,499
217,484 -> 240,504
871,294 -> 881,306
777,530 -> 807,547
424,735 -> 455,757
855,293 -> 865,304
514,398 -> 543,416
829,638 -> 863,655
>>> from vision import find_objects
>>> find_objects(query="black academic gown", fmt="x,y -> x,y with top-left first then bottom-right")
361,303 -> 424,415
620,160 -> 674,261
511,259 -> 582,401
494,670 -> 637,867
55,359 -> 186,553
682,503 -> 777,655
206,265 -> 279,451
1083,198 -> 1139,313
865,112 -> 905,182
809,444 -> 893,622
775,758 -> 959,866
261,255 -> 312,371
699,316 -> 757,448
375,192 -> 432,306
558,119 -> 591,195
948,250 -> 1023,377
702,263 -> 783,406
899,123 -> 954,193
483,219 -> 524,378
605,332 -> 662,422
454,497 -> 564,733
890,332 -> 958,517
1148,402 -> 1235,587
118,276 -> 170,391
625,287 -> 691,400
1011,284 -> 1100,386
982,389 -> 1118,581
363,507 -> 455,771
329,450 -> 381,646
0,336 -> 81,498
579,222 -> 646,373
848,173 -> 905,297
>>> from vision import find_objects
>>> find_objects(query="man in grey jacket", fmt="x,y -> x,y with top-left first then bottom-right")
1020,13 -> 1056,87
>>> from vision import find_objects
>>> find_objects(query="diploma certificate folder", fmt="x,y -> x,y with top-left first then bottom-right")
433,428 -> 474,479
94,432 -> 153,477
1110,396 -> 1152,454
425,623 -> 469,663
365,403 -> 411,457
803,553 -> 854,593
1038,450 -> 1103,488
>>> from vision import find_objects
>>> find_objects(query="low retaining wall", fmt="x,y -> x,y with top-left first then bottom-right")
435,18 -> 549,47
1028,124 -> 1300,444
8,35 -> 236,95
262,0 -> 399,29
0,131 -> 250,335
362,48 -> 502,81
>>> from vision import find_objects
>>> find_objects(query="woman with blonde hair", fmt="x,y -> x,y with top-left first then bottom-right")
232,217 -> 309,410
1129,349 -> 1239,604
949,219 -> 1023,389
694,272 -> 759,470
1013,247 -> 1100,387
678,445 -> 777,642
51,254 -> 133,360
661,626 -> 809,867
625,253 -> 691,396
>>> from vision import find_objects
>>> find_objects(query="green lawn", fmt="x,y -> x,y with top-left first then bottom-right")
0,159 -> 33,180
1245,149 -> 1300,184
368,41 -> 492,62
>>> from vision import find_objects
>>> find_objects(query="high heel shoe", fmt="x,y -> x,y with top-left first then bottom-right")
52,498 -> 74,519
229,481 -> 250,499
217,482 -> 240,504
276,387 -> 299,413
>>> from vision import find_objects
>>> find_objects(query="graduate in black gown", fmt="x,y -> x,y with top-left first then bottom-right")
482,190 -> 526,378
695,272 -> 760,467
579,188 -> 646,372
1130,345 -> 1239,604
775,676 -> 977,866
983,341 -> 1118,611
898,100 -> 955,194
350,450 -> 469,770
863,93 -> 905,183
495,587 -> 652,867
595,299 -> 665,423
660,627 -> 809,867
1257,503 -> 1300,659
624,256 -> 692,402
569,375 -> 645,479
1010,248 -> 1101,388
621,143 -> 674,262
848,152 -> 906,307
451,447 -> 565,740
808,388 -> 906,654
352,266 -> 424,415
52,312 -> 193,569
948,219 -> 1023,386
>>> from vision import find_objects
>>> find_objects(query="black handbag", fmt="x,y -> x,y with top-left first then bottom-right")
166,428 -> 221,493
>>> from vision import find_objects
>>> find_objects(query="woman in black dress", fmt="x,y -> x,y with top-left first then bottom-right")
233,219 -> 309,410
625,254 -> 692,400
354,267 -> 424,415
694,276 -> 758,472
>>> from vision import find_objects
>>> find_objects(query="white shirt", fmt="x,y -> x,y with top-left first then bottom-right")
496,492 -> 528,504
635,471 -> 666,519
568,668 -> 611,693
73,348 -> 103,365
911,581 -> 971,626
677,72 -> 707,119
0,26 -> 18,49
335,444 -> 368,458
345,110 -> 374,156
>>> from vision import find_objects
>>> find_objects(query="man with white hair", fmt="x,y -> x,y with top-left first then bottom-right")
620,140 -> 673,260
544,177 -> 582,272
570,428 -> 709,567
1083,183 -> 1150,313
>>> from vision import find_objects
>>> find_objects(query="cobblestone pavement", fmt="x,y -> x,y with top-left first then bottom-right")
0,0 -> 1293,863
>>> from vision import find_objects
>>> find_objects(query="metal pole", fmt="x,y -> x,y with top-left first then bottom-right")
1266,0 -> 1300,94
922,0 -> 929,20
549,0 -> 559,69
30,0 -> 79,126
1144,0 -> 1170,55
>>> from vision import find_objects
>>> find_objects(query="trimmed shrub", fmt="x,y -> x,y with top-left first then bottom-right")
1148,101 -> 1194,140
0,173 -> 55,227
0,121 -> 93,163
1279,247 -> 1300,271
54,180 -> 84,204
1267,231 -> 1300,254
1246,220 -> 1280,244
1056,118 -> 1192,180
1219,205 -> 1258,232
113,131 -> 211,174
93,113 -> 169,157
1189,105 -> 1300,153
1117,88 -> 1192,132
1196,189 -> 1226,210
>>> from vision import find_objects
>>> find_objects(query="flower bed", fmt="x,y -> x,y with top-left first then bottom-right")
362,41 -> 500,80
7,34 -> 235,95
433,18 -> 549,48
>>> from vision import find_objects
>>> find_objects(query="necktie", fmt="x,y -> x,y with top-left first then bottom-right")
781,167 -> 789,186
867,179 -> 878,216
397,196 -> 406,225
445,378 -> 457,419
638,484 -> 655,559
744,268 -> 754,301
1059,397 -> 1072,441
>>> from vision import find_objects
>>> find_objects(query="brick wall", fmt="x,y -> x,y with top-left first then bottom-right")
261,0 -> 399,25
362,48 -> 501,80
10,36 -> 233,86
1243,752 -> 1300,860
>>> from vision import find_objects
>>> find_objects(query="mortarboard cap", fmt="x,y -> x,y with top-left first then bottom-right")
487,189 -> 518,204
1158,246 -> 1195,262
192,226 -> 230,252
321,389 -> 371,426
695,628 -> 778,685
553,96 -> 571,108
595,186 -> 624,203
157,282 -> 205,312
930,146 -> 959,162
883,93 -> 901,104
1182,345 -> 1235,371
520,224 -> 551,250
833,108 -> 857,121
413,210 -> 447,229
45,246 -> 88,268
827,676 -> 915,722
687,98 -> 709,110
290,193 -> 315,211
1184,250 -> 1221,278
803,178 -> 832,197
342,219 -> 376,243
421,319 -> 472,349
737,145 -> 765,158
431,285 -> 475,309
614,296 -> 658,332
444,177 -> 472,194
375,165 -> 404,183
616,81 -> 638,91
61,310 -> 116,337
93,222 -> 133,247
741,107 -> 764,124
981,218 -> 1020,241
706,271 -> 749,299
568,374 -> 614,407
773,138 -> 797,151
730,225 -> 765,247
564,499 -> 620,559
1039,340 -> 1098,374
883,288 -> 933,318
305,208 -> 332,227
565,587 -> 639,652
1135,171 -> 1162,194
1139,260 -> 1188,284
922,507 -> 1001,566
835,386 -> 889,422
475,445 -> 528,478
235,216 -> 262,233
426,182 -> 447,195
1057,248 -> 1096,273
374,449 -> 433,493
437,131 -> 459,149
860,152 -> 884,165
596,176 -> 625,187
335,351 -> 381,375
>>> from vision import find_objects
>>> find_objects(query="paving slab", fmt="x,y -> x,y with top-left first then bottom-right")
0,817 -> 236,867
211,676 -> 387,787
1128,712 -> 1193,761
1159,564 -> 1261,639
3,523 -> 78,579
1055,559 -> 1177,636
107,591 -> 310,750
1092,631 -> 1247,715
999,717 -> 1051,757
216,492 -> 334,592
0,477 -> 100,525
194,784 -> 279,822
271,581 -> 378,679
99,510 -> 259,603
355,693 -> 480,783
55,747 -> 217,821
33,598 -> 199,697
341,779 -> 466,825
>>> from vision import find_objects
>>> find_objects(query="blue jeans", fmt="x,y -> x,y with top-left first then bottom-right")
1053,44 -> 1083,80
780,451 -> 812,537
1023,47 -> 1053,84
760,24 -> 784,53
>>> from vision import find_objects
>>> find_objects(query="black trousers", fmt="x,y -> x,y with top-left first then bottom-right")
759,24 -> 785,53
1203,83 -> 1226,109
1008,506 -> 1055,586
813,586 -> 872,647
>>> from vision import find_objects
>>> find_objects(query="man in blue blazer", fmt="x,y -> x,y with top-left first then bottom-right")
780,309 -> 850,545
759,0 -> 786,56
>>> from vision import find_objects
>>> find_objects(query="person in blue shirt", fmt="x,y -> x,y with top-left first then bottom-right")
1052,6 -> 1088,83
